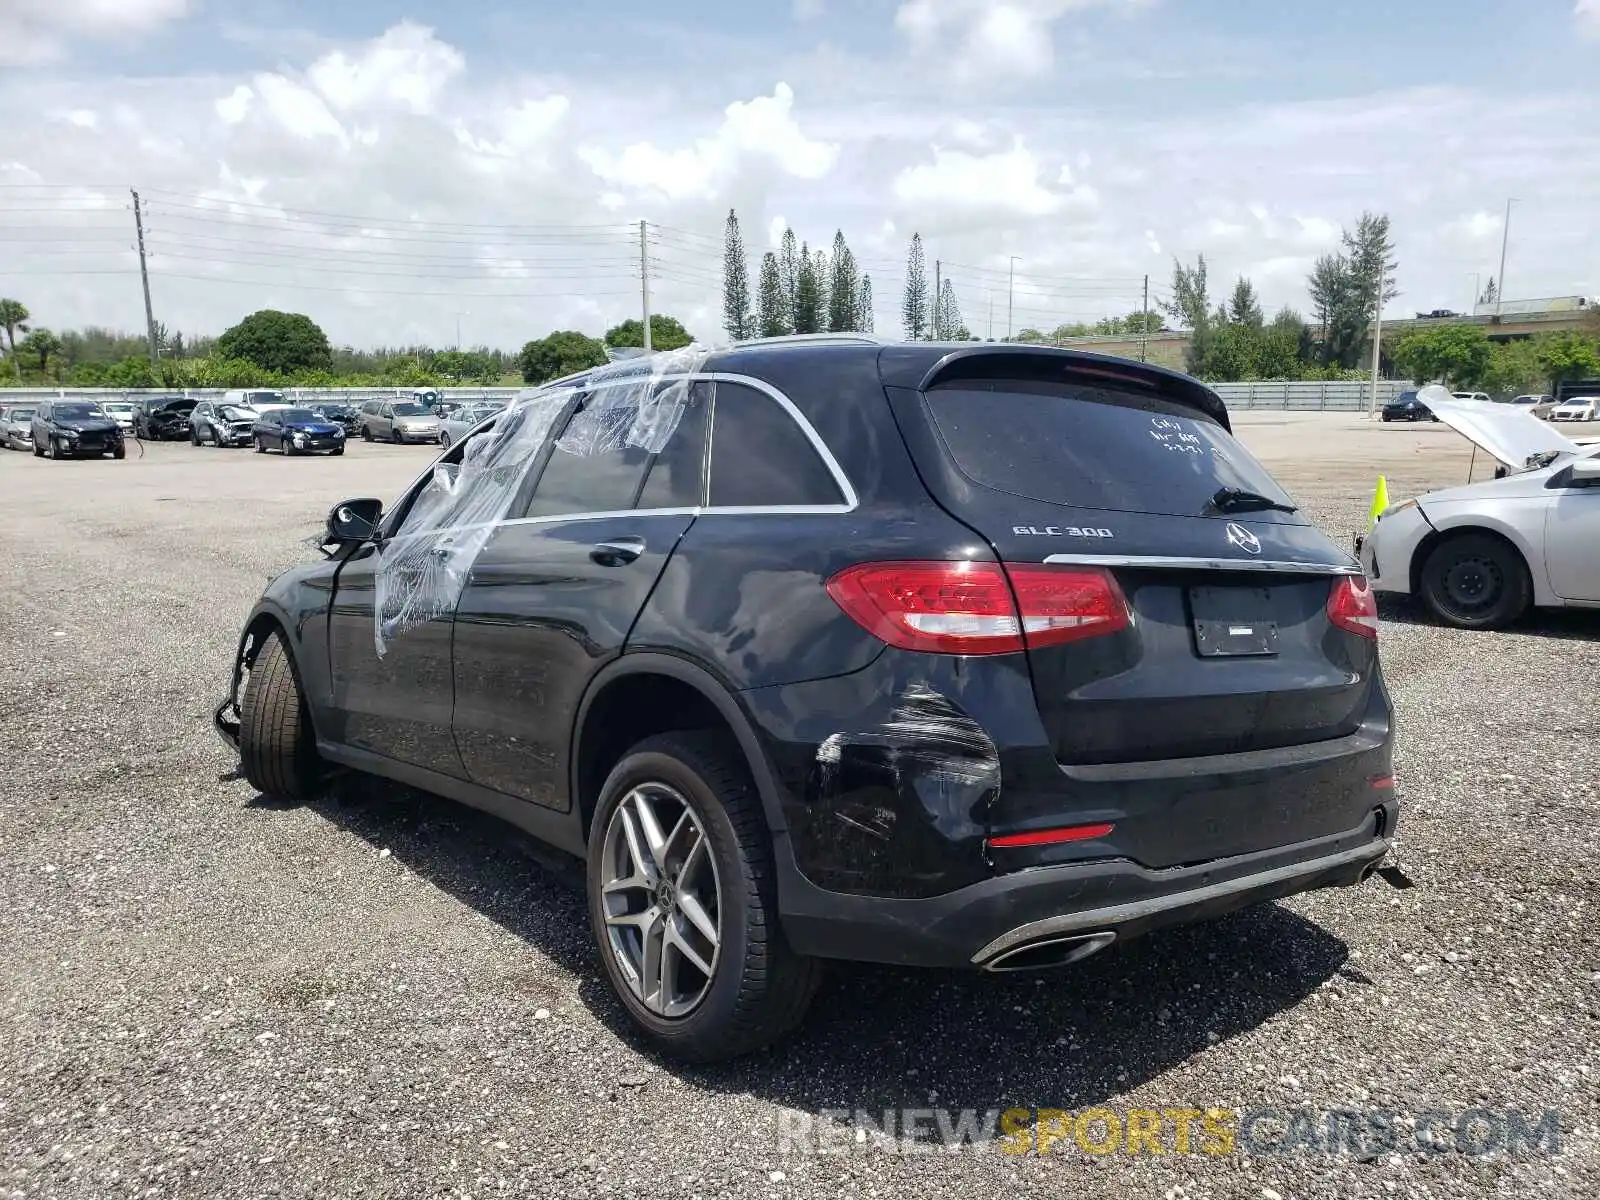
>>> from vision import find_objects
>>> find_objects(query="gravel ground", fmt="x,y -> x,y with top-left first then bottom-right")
1,418 -> 1597,1200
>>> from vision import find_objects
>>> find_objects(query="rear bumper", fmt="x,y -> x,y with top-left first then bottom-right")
778,805 -> 1394,969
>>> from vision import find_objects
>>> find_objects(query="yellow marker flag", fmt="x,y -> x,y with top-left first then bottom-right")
1367,475 -> 1389,530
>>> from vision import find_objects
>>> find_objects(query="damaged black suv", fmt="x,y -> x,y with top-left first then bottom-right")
216,338 -> 1397,1061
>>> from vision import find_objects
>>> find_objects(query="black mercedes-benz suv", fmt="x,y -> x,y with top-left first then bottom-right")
30,400 -> 126,459
216,339 -> 1397,1061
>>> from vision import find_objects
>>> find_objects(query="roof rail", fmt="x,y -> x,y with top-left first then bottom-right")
732,332 -> 893,348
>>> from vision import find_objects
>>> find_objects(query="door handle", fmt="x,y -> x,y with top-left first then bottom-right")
590,537 -> 646,567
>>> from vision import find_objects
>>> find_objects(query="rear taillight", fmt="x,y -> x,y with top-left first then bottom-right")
825,561 -> 1130,656
1327,574 -> 1379,639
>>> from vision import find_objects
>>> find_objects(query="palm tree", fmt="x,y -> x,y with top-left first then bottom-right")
0,298 -> 30,381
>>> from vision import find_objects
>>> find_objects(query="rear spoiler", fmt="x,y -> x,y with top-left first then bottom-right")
876,344 -> 1229,430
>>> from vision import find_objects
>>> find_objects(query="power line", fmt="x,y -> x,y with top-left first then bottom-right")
0,266 -> 640,299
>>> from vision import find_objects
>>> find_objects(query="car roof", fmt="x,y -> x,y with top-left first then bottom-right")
553,339 -> 1228,427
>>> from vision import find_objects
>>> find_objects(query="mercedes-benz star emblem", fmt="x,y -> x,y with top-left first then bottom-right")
1225,522 -> 1261,555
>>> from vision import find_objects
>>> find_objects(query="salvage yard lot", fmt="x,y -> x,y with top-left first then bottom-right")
1,412 -> 1597,1199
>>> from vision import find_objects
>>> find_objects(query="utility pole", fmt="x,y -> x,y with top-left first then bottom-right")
1007,256 -> 1019,340
1470,272 -> 1481,314
987,290 -> 994,341
1140,274 -> 1150,363
454,311 -> 468,350
639,219 -> 652,352
131,189 -> 158,366
1367,257 -> 1386,420
933,259 -> 941,340
1494,198 -> 1514,318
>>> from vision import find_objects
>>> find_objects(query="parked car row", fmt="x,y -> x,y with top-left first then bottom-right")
0,394 -> 491,460
1383,390 -> 1597,423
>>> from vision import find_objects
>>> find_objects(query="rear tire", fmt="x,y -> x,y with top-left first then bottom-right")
1419,532 -> 1531,630
586,732 -> 821,1063
238,631 -> 320,801
254,437 -> 266,453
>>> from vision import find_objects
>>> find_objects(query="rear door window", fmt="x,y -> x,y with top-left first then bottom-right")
522,404 -> 654,518
708,383 -> 844,508
922,381 -> 1293,518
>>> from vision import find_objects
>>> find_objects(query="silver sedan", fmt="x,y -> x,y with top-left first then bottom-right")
1357,386 -> 1600,628
438,401 -> 506,449
1,407 -> 36,450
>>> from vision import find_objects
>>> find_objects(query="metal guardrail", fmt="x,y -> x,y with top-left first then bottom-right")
1,380 -> 1417,412
1210,380 -> 1417,411
0,386 -> 527,405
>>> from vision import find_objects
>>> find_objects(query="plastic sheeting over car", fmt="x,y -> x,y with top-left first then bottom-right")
372,345 -> 711,656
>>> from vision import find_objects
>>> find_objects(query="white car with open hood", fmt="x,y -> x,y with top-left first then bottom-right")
1356,386 -> 1600,629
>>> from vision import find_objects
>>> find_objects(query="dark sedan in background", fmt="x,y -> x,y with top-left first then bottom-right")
306,402 -> 362,436
30,400 -> 126,459
133,396 -> 198,440
1380,391 -> 1439,422
252,407 -> 347,456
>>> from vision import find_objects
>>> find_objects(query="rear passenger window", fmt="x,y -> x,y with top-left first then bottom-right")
708,384 -> 844,508
635,387 -> 709,510
523,400 -> 653,518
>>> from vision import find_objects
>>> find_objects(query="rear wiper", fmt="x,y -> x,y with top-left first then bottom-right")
1208,486 -> 1298,515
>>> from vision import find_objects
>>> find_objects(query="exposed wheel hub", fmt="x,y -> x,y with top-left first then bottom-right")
1443,555 -> 1501,609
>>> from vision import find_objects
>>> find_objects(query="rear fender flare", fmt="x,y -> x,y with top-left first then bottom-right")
570,652 -> 788,839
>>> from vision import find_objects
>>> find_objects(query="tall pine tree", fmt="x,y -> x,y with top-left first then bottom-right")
794,241 -> 825,334
721,209 -> 751,340
778,229 -> 800,332
902,233 -> 929,340
858,274 -> 874,333
937,278 -> 966,339
812,247 -> 830,331
756,252 -> 788,338
828,231 -> 858,332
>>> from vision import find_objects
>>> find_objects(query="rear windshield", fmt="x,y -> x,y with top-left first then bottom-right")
923,382 -> 1295,518
279,408 -> 317,422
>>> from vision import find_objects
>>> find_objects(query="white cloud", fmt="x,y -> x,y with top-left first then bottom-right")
216,86 -> 254,126
894,0 -> 1145,78
893,137 -> 1097,218
1577,0 -> 1600,36
0,0 -> 190,65
1450,211 -> 1503,240
793,0 -> 826,17
307,21 -> 465,115
579,83 -> 838,201
768,216 -> 790,248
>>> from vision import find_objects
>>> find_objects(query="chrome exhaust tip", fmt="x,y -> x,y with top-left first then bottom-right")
981,930 -> 1117,973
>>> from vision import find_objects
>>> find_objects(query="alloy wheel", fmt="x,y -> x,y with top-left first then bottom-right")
598,782 -> 722,1019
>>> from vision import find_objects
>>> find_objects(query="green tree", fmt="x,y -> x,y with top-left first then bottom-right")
1534,331 -> 1600,390
0,298 -> 30,380
827,231 -> 858,333
1391,324 -> 1493,388
935,278 -> 966,339
756,252 -> 788,337
902,233 -> 929,341
778,229 -> 800,330
604,314 -> 693,351
518,331 -> 607,383
1482,338 -> 1546,395
1160,255 -> 1213,375
1226,278 -> 1264,328
1306,213 -> 1397,369
857,274 -> 874,334
102,355 -> 159,388
793,243 -> 824,334
1009,328 -> 1047,344
721,209 -> 751,340
215,310 -> 332,375
432,349 -> 497,382
18,328 -> 63,377
1478,276 -> 1498,308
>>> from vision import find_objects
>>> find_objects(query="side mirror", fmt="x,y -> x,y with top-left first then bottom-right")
326,497 -> 383,544
1570,458 -> 1600,486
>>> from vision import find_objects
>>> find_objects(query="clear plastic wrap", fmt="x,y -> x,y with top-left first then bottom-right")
371,345 -> 711,656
